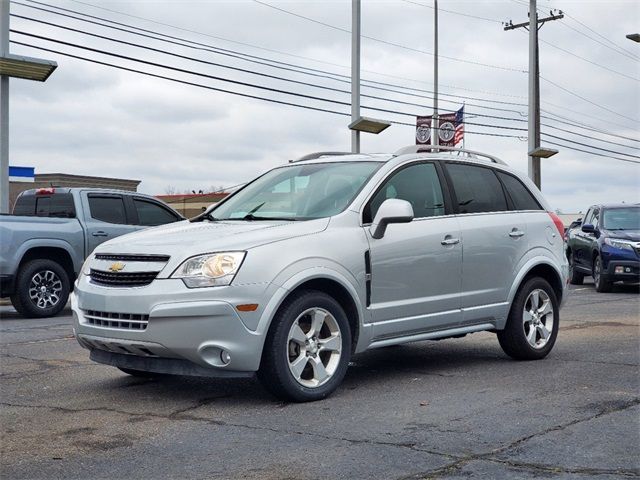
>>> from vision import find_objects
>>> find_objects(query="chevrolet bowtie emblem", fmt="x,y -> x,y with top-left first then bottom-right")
108,262 -> 125,272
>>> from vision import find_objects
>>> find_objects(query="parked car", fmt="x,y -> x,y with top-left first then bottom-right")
564,217 -> 582,240
0,188 -> 183,318
566,204 -> 640,292
72,146 -> 568,402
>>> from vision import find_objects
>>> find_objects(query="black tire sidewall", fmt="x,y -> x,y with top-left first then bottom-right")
13,259 -> 70,318
259,290 -> 352,402
568,252 -> 583,285
498,277 -> 560,360
593,256 -> 611,292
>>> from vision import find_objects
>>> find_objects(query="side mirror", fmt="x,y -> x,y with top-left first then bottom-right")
369,199 -> 414,239
581,224 -> 596,234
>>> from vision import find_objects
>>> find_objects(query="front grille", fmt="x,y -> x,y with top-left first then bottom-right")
95,253 -> 170,262
90,269 -> 158,287
83,310 -> 149,331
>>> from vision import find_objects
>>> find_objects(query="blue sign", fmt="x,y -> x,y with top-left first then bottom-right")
9,166 -> 34,183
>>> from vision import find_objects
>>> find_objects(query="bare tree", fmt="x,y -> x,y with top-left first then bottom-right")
164,185 -> 178,195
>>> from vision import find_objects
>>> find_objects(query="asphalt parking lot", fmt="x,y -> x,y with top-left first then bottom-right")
1,281 -> 638,480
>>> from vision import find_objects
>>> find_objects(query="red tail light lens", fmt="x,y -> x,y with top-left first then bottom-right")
548,212 -> 565,238
36,187 -> 55,195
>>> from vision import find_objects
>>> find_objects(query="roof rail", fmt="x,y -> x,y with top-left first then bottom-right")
393,145 -> 506,165
289,151 -> 352,163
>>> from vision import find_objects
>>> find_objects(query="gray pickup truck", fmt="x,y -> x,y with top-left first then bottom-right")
0,188 -> 183,318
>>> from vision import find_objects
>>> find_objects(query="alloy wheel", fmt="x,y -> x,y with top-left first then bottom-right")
522,289 -> 554,349
28,270 -> 63,310
286,307 -> 342,388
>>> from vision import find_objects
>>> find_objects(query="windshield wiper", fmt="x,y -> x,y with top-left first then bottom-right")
242,214 -> 298,221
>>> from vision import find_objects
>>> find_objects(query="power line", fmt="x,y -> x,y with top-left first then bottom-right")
251,0 -> 527,73
11,29 -> 533,137
400,0 -> 503,24
9,39 -> 526,141
563,11 -> 638,61
15,0 -> 529,103
558,20 -> 638,62
540,75 -> 640,124
56,0 -> 526,99
12,0 -> 639,150
10,42 -> 639,165
538,36 -> 639,83
543,139 -> 640,165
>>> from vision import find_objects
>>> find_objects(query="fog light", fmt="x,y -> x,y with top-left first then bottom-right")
615,266 -> 624,274
220,350 -> 231,365
625,267 -> 632,273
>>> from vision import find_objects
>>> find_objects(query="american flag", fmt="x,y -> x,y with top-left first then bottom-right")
454,106 -> 464,146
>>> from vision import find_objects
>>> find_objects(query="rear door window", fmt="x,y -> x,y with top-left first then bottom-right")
446,163 -> 507,214
496,172 -> 542,211
88,196 -> 127,224
133,199 -> 180,226
13,194 -> 75,218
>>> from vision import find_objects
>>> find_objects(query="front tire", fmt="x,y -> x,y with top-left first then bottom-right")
10,259 -> 70,318
593,256 -> 612,293
498,277 -> 559,360
258,290 -> 351,402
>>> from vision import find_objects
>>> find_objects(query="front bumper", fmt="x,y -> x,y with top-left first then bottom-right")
72,275 -> 282,374
604,260 -> 640,282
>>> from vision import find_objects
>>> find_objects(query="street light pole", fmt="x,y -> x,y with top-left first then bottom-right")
527,0 -> 539,187
1,0 -> 10,213
432,0 -> 439,150
351,0 -> 361,154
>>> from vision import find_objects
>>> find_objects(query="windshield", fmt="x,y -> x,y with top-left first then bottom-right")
209,161 -> 382,221
602,207 -> 640,230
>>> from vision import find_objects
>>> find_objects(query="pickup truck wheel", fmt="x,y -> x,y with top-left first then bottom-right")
258,290 -> 351,402
497,277 -> 559,361
593,256 -> 612,293
10,259 -> 70,318
568,252 -> 584,285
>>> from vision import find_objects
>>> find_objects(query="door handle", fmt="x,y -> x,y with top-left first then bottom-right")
92,231 -> 108,237
441,236 -> 460,246
509,229 -> 525,238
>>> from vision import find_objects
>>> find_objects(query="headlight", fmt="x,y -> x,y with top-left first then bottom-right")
81,255 -> 93,276
604,238 -> 634,250
171,252 -> 246,288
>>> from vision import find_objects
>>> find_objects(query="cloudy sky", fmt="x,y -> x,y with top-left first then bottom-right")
8,0 -> 640,212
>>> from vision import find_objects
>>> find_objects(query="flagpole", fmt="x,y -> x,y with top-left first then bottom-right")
432,0 -> 439,151
462,102 -> 465,150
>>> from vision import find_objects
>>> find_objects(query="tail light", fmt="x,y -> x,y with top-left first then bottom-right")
548,212 -> 565,238
36,187 -> 55,195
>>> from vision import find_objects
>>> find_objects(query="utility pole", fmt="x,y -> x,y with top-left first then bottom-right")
505,2 -> 562,189
1,0 -> 9,213
351,0 -> 361,154
432,0 -> 439,151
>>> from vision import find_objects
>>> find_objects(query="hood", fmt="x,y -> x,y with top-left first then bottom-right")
95,218 -> 330,256
604,229 -> 640,242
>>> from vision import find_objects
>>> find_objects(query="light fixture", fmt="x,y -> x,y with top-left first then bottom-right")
0,54 -> 57,82
529,147 -> 559,158
626,33 -> 640,43
348,116 -> 391,134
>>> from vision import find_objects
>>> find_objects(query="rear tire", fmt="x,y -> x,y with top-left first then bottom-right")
498,277 -> 559,360
568,252 -> 584,285
258,290 -> 351,402
10,259 -> 70,318
593,256 -> 612,293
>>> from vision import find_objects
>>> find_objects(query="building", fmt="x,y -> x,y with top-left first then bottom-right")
155,193 -> 229,218
9,171 -> 141,210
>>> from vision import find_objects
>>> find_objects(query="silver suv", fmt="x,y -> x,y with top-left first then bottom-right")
72,146 -> 569,402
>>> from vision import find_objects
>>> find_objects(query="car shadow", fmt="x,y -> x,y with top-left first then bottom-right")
90,338 -> 507,406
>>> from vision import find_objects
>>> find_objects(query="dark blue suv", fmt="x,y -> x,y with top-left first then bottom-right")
566,204 -> 640,292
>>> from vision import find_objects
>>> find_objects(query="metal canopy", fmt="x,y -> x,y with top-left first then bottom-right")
0,53 -> 57,82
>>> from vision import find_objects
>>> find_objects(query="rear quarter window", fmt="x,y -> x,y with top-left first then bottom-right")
496,172 -> 542,211
13,193 -> 76,218
446,163 -> 507,214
